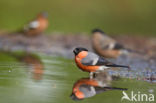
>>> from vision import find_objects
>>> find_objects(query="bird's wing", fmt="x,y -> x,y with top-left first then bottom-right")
79,85 -> 96,97
81,52 -> 113,66
81,52 -> 99,66
28,20 -> 39,29
113,43 -> 125,50
24,20 -> 39,31
99,37 -> 117,50
82,54 -> 130,68
102,42 -> 124,50
95,57 -> 117,66
96,57 -> 130,68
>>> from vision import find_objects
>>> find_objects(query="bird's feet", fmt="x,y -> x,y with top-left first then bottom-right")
90,72 -> 94,79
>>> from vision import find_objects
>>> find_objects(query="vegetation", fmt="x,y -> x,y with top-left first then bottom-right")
0,0 -> 156,35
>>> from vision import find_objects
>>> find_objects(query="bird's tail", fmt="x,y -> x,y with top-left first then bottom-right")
104,87 -> 128,91
95,86 -> 127,94
106,64 -> 130,69
123,48 -> 145,55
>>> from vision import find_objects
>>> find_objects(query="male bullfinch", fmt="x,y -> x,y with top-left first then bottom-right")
23,12 -> 48,36
73,47 -> 130,77
91,29 -> 141,58
70,77 -> 127,100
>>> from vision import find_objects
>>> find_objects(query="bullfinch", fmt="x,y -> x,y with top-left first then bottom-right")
23,12 -> 48,36
70,77 -> 127,100
91,29 -> 141,58
73,47 -> 130,77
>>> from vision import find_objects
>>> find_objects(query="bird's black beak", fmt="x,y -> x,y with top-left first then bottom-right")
92,28 -> 105,34
70,93 -> 75,100
73,47 -> 88,56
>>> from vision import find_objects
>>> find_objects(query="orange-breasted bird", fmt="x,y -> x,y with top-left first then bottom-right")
73,47 -> 130,76
91,29 -> 141,58
23,12 -> 48,36
70,77 -> 127,100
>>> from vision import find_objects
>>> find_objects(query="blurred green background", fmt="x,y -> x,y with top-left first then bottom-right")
0,0 -> 156,35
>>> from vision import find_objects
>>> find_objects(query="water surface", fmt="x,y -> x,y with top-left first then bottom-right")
0,52 -> 155,103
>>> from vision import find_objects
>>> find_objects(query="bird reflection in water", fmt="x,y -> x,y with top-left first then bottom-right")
70,72 -> 127,101
19,53 -> 44,80
1,51 -> 44,80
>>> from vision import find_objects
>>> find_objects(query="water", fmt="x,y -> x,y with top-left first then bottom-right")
0,52 -> 155,103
